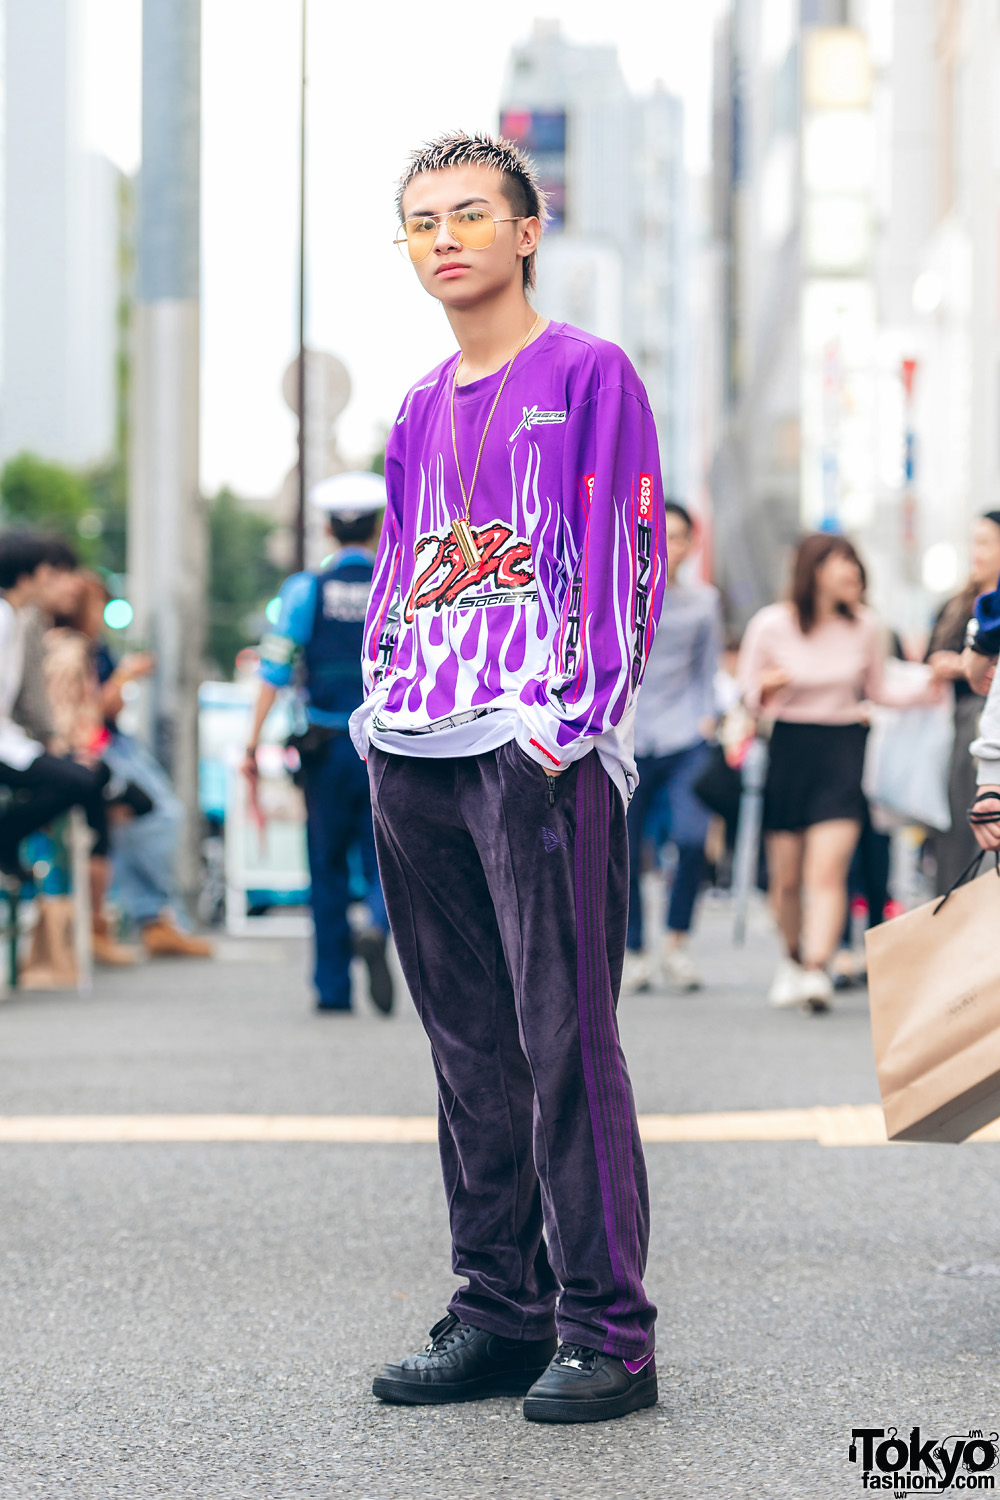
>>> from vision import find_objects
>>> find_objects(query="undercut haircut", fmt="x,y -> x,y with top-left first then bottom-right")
397,131 -> 548,292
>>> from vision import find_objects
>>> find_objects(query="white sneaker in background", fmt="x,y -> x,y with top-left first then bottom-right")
662,943 -> 702,991
621,949 -> 656,994
768,956 -> 806,1008
797,966 -> 834,1012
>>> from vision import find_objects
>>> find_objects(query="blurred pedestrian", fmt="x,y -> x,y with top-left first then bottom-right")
355,132 -> 663,1423
739,533 -> 943,1013
925,512 -> 1000,892
244,473 -> 392,1014
622,501 -> 721,993
55,572 -> 213,959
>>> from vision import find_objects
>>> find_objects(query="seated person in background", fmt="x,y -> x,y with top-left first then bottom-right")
13,601 -> 57,751
48,571 -> 212,959
0,532 -> 123,906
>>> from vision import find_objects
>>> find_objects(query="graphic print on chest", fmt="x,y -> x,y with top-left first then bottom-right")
509,406 -> 568,441
405,519 -> 537,620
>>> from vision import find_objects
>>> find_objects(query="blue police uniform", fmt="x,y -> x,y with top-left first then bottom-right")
258,549 -> 388,1010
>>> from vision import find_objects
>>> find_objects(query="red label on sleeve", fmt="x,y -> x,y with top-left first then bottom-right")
583,474 -> 595,504
639,473 -> 654,518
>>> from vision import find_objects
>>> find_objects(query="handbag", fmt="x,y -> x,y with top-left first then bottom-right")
865,852 -> 1000,1141
693,742 -> 743,827
285,723 -> 337,786
863,670 -> 953,831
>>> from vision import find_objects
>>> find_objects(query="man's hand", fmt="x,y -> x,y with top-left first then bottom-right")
970,786 -> 1000,851
241,745 -> 259,783
962,646 -> 996,696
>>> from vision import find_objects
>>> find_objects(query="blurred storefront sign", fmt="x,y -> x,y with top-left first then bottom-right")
499,109 -> 567,229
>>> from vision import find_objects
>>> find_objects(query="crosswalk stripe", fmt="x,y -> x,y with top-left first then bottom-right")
0,1104 -> 994,1145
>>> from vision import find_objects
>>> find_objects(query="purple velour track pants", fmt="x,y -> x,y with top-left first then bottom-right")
368,739 -> 656,1360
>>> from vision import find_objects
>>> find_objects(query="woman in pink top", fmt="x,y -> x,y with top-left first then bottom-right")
739,533 -> 941,1012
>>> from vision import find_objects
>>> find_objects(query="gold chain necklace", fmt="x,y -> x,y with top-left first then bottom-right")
449,312 -> 541,569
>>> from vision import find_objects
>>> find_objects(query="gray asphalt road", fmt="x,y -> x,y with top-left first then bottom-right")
2,898 -> 998,1499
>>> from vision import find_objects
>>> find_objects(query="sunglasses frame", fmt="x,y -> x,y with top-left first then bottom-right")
394,210 -> 523,262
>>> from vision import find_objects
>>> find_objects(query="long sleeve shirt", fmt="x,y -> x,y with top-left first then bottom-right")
633,582 -> 722,758
970,666 -> 1000,784
738,602 -> 933,723
350,321 -> 667,802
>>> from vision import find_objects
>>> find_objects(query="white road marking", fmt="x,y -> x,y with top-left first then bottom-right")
0,1104 -> 993,1145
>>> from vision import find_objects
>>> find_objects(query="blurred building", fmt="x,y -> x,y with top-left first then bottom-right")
909,0 -> 1000,617
1,0 -> 120,468
710,0 -> 1000,633
500,21 -> 689,500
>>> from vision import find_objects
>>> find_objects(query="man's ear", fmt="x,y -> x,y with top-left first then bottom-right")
517,216 -> 542,258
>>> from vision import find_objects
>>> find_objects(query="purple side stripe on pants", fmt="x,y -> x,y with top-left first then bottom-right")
574,753 -> 649,1355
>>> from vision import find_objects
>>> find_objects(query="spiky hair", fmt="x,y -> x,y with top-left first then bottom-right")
396,131 -> 547,291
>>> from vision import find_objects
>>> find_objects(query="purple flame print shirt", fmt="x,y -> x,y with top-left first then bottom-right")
349,321 -> 667,802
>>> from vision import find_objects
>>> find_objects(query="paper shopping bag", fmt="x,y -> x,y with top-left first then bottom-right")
865,862 -> 1000,1142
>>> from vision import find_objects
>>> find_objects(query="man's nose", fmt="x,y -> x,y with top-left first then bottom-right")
433,218 -> 462,252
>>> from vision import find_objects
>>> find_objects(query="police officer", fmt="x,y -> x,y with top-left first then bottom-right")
243,473 -> 392,1013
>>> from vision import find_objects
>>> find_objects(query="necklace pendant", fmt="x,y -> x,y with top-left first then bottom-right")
453,517 -> 481,569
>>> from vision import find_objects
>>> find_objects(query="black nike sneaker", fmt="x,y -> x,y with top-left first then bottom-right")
352,926 -> 394,1015
522,1342 -> 658,1423
372,1312 -> 557,1405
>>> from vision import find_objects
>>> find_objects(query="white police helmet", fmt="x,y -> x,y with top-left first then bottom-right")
309,471 -> 387,523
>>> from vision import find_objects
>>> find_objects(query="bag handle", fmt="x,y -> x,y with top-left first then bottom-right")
933,845 -> 1000,915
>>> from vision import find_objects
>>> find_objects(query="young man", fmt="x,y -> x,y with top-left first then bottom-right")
0,531 -> 107,878
623,502 -> 722,993
351,132 -> 666,1424
244,474 -> 392,1013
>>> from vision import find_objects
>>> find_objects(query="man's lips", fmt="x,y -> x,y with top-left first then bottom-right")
435,262 -> 471,278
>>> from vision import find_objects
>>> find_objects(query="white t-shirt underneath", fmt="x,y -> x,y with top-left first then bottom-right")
0,596 -> 42,770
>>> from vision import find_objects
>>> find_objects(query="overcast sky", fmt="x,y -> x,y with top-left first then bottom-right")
80,0 -> 724,500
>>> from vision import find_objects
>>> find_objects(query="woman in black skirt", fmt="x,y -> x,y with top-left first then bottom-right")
738,534 -> 943,1012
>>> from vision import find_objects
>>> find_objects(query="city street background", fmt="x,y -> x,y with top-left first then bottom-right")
4,901 -> 999,1499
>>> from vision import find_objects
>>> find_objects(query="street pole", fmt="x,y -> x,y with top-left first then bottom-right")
130,0 -> 204,903
295,0 -> 308,572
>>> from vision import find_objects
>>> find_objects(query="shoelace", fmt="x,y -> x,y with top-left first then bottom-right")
423,1313 -> 470,1355
553,1343 -> 599,1371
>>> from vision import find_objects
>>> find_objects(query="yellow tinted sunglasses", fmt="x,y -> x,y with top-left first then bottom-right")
394,208 -> 522,262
